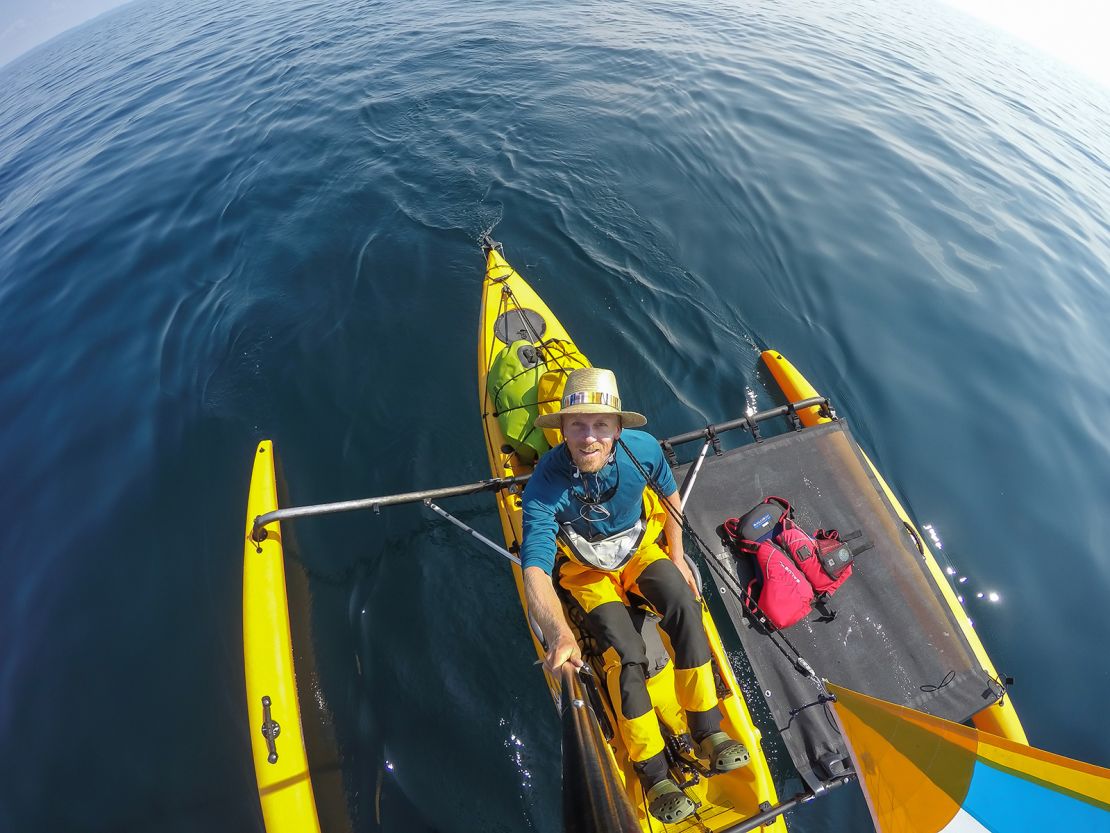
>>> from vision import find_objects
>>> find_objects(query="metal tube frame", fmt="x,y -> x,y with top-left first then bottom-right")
249,398 -> 834,539
250,473 -> 531,539
661,396 -> 833,448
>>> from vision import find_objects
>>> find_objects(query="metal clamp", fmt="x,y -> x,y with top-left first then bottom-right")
745,414 -> 762,442
661,440 -> 678,467
708,426 -> 723,456
785,403 -> 803,431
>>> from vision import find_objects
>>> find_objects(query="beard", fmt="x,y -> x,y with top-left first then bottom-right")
570,440 -> 613,473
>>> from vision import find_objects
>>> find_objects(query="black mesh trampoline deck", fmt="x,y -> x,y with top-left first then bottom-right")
674,420 -> 1001,790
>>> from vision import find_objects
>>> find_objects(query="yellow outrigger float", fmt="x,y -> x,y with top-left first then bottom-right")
243,441 -> 322,833
477,238 -> 788,831
243,443 -> 347,833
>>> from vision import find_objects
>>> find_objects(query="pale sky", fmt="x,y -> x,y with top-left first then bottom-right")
0,0 -> 131,68
939,0 -> 1110,88
1,0 -> 1107,89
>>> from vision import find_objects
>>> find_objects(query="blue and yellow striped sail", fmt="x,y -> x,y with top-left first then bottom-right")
828,682 -> 1110,832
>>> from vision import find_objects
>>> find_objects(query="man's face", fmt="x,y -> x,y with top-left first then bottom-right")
562,412 -> 621,474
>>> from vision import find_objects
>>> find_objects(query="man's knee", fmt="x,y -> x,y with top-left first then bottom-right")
635,559 -> 710,667
586,601 -> 648,665
635,559 -> 700,619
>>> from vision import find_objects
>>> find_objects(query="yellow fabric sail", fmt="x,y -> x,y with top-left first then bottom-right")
827,682 -> 1110,832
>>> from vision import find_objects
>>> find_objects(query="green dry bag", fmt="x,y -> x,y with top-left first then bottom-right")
487,340 -> 551,461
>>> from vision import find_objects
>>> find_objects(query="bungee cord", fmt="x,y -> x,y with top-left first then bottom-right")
484,268 -> 587,416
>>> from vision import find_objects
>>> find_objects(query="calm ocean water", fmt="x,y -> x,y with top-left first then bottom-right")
2,0 -> 1108,830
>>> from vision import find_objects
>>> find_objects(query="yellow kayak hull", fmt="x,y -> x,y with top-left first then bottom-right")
243,441 -> 322,833
478,246 -> 786,832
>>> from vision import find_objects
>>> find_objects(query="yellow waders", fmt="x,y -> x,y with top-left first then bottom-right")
555,488 -> 720,771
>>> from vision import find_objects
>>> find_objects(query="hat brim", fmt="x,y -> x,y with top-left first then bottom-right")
534,403 -> 647,430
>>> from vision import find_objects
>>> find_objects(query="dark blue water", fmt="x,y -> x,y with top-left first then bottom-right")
2,0 -> 1108,830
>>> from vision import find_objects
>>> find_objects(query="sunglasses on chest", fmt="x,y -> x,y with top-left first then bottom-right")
571,460 -> 620,507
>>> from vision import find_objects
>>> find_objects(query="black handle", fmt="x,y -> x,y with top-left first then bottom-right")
903,521 -> 924,554
261,696 -> 281,764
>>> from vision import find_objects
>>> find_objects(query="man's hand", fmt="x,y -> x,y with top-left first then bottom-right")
524,566 -> 585,674
544,628 -> 584,673
672,553 -> 701,600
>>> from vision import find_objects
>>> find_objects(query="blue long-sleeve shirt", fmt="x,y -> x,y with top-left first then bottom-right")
520,429 -> 677,574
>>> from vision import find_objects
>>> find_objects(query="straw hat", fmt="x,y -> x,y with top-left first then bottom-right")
534,367 -> 647,430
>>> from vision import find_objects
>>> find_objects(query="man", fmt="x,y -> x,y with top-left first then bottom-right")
520,367 -> 749,824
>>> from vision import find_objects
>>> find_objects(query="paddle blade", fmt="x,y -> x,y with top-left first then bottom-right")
828,682 -> 1110,832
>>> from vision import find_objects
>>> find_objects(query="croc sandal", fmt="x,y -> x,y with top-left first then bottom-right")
698,731 -> 751,772
646,780 -> 696,824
